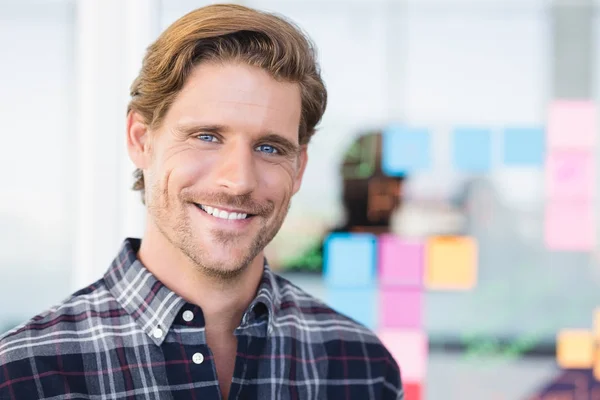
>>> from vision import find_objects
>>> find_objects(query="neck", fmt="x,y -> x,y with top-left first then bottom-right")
137,220 -> 265,334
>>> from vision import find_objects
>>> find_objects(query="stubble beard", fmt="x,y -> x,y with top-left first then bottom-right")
148,182 -> 291,283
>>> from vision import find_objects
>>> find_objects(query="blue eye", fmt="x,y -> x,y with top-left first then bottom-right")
197,134 -> 217,142
257,144 -> 278,154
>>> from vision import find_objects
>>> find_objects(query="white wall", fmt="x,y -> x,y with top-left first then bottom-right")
71,0 -> 159,290
0,0 -> 75,325
0,0 -> 159,326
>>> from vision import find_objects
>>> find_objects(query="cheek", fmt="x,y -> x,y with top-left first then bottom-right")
164,148 -> 214,188
261,163 -> 296,202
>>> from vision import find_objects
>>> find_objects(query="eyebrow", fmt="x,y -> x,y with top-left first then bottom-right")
174,123 -> 224,136
174,123 -> 301,155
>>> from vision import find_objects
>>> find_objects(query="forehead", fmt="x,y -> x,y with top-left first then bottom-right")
164,61 -> 302,138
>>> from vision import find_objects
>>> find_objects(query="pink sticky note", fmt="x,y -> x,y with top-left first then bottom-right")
545,201 -> 595,251
545,149 -> 595,199
378,235 -> 424,288
378,329 -> 428,382
548,100 -> 598,148
380,288 -> 423,329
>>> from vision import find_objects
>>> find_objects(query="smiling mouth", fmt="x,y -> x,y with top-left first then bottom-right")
194,203 -> 255,220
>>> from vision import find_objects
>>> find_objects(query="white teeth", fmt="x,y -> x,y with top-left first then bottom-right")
199,205 -> 248,220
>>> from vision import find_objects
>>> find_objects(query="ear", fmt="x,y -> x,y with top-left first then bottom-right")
292,145 -> 308,196
126,111 -> 151,169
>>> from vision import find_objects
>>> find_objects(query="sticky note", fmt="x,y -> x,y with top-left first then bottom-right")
326,288 -> 377,329
545,149 -> 595,200
323,233 -> 377,288
378,329 -> 428,382
378,234 -> 424,288
381,125 -> 431,176
556,329 -> 594,369
380,288 -> 423,329
548,100 -> 598,149
403,382 -> 423,400
424,236 -> 477,290
502,126 -> 545,166
593,309 -> 600,339
544,201 -> 595,251
451,127 -> 493,172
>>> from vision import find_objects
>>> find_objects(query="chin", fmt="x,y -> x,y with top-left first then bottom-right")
198,257 -> 251,279
193,236 -> 260,269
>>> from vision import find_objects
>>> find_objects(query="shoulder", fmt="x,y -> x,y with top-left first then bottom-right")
274,274 -> 399,359
274,275 -> 403,397
0,278 -> 115,364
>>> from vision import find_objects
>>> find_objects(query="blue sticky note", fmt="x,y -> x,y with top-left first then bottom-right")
502,126 -> 545,166
323,233 -> 377,288
326,288 -> 377,329
381,125 -> 431,176
452,127 -> 493,172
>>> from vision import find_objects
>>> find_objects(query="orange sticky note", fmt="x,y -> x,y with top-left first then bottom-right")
425,236 -> 477,290
556,329 -> 594,369
594,309 -> 600,339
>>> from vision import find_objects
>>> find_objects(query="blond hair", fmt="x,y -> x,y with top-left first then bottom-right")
127,4 -> 327,202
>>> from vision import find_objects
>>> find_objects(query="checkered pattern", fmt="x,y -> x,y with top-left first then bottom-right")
0,238 -> 403,399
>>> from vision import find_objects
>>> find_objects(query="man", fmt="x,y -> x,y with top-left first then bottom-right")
0,4 -> 403,399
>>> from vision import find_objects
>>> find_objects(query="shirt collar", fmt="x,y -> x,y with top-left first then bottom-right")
246,257 -> 282,335
104,238 -> 282,345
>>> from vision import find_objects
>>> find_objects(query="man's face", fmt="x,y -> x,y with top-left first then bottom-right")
367,177 -> 402,224
135,61 -> 306,279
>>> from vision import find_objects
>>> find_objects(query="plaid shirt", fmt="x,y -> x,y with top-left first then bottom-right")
0,238 -> 403,399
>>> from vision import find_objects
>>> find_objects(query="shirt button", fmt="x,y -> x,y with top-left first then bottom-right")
152,327 -> 163,339
192,352 -> 204,364
182,310 -> 194,322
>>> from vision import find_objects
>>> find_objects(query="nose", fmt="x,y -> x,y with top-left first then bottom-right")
213,140 -> 258,195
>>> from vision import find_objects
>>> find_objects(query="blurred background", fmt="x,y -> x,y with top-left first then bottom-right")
2,0 -> 600,398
